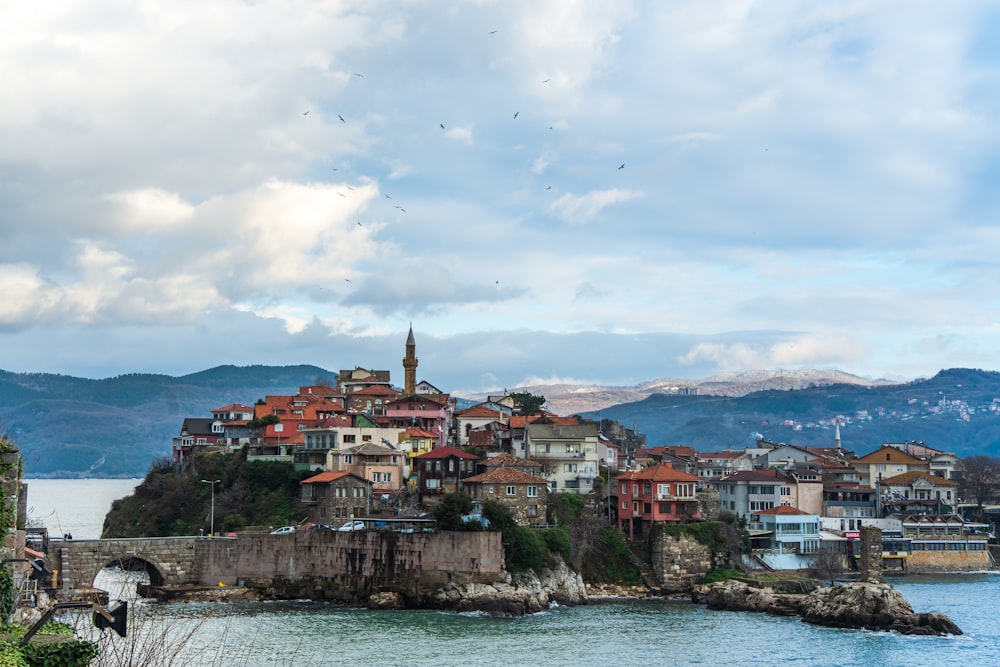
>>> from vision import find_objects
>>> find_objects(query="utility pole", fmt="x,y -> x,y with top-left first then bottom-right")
200,479 -> 221,536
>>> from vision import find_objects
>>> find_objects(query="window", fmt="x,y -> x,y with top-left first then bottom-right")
527,485 -> 538,498
426,479 -> 441,489
537,443 -> 550,454
527,505 -> 538,517
372,472 -> 381,482
344,434 -> 356,443
506,486 -> 516,496
344,455 -> 353,464
488,485 -> 494,494
564,463 -> 578,473
362,434 -> 372,442
384,472 -> 392,483
659,502 -> 671,514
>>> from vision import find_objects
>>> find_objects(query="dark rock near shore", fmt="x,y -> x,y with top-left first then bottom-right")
694,579 -> 961,636
423,559 -> 587,616
800,581 -> 962,636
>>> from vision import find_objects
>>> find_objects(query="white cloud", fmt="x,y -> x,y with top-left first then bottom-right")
547,189 -> 639,223
445,126 -> 473,144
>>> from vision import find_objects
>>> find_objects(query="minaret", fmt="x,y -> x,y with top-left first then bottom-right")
834,420 -> 842,453
403,324 -> 418,397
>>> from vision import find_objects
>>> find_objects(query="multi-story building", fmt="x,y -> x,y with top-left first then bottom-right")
616,462 -> 701,538
853,445 -> 931,487
524,420 -> 600,494
413,445 -> 480,500
463,467 -> 550,526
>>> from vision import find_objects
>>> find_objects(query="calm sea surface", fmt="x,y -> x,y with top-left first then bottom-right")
27,479 -> 1000,667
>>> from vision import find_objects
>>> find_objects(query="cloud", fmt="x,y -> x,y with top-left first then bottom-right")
444,126 -> 473,144
678,335 -> 870,370
547,189 -> 639,223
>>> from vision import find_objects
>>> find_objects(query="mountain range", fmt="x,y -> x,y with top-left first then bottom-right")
3,365 -> 997,478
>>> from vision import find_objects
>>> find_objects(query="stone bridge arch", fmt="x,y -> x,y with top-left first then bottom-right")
54,537 -> 202,592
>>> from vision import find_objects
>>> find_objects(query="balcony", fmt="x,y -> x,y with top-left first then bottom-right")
655,493 -> 675,501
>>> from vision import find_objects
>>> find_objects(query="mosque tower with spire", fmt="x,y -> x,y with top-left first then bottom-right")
403,324 -> 418,397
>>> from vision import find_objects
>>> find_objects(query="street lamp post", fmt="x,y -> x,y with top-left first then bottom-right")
200,479 -> 221,536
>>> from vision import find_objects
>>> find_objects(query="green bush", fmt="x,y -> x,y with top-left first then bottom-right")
540,527 -> 571,564
698,567 -> 742,584
507,526 -> 546,571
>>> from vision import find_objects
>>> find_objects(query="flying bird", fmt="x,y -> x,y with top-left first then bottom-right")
385,194 -> 392,199
440,123 -> 445,129
346,185 -> 354,190
513,111 -> 519,119
354,72 -> 364,77
338,192 -> 346,198
489,30 -> 498,34
546,185 -> 552,190
357,221 -> 363,227
338,114 -> 345,123
542,79 -> 551,83
303,110 -> 310,115
395,205 -> 406,213
618,163 -> 625,170
344,278 -> 352,283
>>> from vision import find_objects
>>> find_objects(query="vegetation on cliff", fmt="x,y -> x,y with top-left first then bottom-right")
102,450 -> 314,537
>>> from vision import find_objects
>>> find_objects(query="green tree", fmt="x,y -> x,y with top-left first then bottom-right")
247,414 -> 280,429
432,493 -> 474,531
510,391 -> 546,416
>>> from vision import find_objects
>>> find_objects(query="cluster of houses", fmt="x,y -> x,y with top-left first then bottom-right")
635,432 -> 991,571
170,328 -> 992,572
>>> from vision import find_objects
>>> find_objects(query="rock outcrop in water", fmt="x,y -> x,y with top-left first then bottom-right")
420,559 -> 587,616
694,579 -> 961,636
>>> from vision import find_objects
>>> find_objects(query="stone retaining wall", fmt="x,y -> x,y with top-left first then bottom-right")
649,526 -> 715,593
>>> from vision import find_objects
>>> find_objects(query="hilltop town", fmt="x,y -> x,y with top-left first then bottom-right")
161,328 -> 997,578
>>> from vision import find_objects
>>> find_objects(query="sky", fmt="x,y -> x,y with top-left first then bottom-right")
2,1 -> 1000,394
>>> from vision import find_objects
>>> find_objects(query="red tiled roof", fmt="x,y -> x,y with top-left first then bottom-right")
484,452 -> 542,469
213,403 -> 254,412
459,405 -> 503,418
352,384 -> 400,396
301,471 -> 366,484
414,445 -> 479,460
464,468 -> 549,485
700,451 -> 744,459
403,427 -> 436,439
616,462 -> 700,483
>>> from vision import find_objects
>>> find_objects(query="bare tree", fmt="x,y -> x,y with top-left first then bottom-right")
811,543 -> 847,586
959,456 -> 1000,521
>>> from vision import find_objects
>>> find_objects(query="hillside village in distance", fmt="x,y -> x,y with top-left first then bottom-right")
173,327 -> 999,574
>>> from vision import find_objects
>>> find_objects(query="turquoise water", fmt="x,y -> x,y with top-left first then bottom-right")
74,573 -> 994,667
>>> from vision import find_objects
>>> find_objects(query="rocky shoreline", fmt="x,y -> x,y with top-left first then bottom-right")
693,579 -> 962,636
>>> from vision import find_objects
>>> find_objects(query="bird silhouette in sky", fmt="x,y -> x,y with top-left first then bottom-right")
489,30 -> 497,35
619,163 -> 625,170
346,185 -> 354,190
338,114 -> 345,123
344,278 -> 352,283
338,192 -> 346,198
385,194 -> 392,199
513,111 -> 519,119
542,79 -> 550,83
303,110 -> 309,115
395,205 -> 406,213
440,123 -> 445,129
357,221 -> 363,227
354,72 -> 364,78
546,185 -> 552,190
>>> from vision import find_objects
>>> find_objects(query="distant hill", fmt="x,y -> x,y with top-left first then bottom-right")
582,368 -> 1000,458
1,365 -> 336,477
466,369 -> 894,415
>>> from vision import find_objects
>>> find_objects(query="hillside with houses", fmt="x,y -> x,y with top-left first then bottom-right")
136,328 -> 999,580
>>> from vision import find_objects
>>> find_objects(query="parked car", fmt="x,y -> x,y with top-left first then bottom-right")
310,523 -> 336,531
337,520 -> 365,532
270,526 -> 296,535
